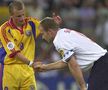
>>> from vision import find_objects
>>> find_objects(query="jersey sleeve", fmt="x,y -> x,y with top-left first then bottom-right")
54,39 -> 74,63
0,26 -> 20,58
54,29 -> 75,63
58,48 -> 74,62
30,17 -> 41,38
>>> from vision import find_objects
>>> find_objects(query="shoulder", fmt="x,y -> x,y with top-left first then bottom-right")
0,21 -> 10,35
0,21 -> 9,31
26,17 -> 41,37
53,29 -> 66,47
26,17 -> 40,28
58,28 -> 73,35
56,28 -> 72,39
26,17 -> 40,23
54,28 -> 75,48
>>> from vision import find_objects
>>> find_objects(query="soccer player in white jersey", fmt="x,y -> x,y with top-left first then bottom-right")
34,17 -> 108,90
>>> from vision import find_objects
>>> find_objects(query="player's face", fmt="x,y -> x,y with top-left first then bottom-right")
39,25 -> 52,42
11,8 -> 25,26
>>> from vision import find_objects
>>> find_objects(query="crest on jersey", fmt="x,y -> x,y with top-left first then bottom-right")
7,42 -> 14,50
58,48 -> 64,58
26,30 -> 32,36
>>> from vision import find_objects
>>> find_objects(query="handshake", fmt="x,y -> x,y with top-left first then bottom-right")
31,61 -> 48,72
31,60 -> 68,72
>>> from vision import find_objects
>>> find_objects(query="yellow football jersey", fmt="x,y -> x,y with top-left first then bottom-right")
0,17 -> 40,64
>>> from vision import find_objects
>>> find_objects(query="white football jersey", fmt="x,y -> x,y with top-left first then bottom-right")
53,28 -> 107,71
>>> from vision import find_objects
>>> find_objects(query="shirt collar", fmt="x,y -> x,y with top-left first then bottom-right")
8,18 -> 28,30
8,18 -> 28,34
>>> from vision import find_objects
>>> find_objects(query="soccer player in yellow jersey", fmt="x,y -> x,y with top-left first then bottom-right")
0,0 -> 41,90
0,0 -> 62,89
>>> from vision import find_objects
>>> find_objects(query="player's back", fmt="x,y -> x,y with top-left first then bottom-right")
54,28 -> 107,70
56,28 -> 106,55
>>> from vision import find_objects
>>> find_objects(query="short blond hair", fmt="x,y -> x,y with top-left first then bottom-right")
8,0 -> 24,15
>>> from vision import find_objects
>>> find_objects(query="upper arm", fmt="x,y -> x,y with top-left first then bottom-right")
57,47 -> 74,63
68,55 -> 78,68
0,26 -> 20,57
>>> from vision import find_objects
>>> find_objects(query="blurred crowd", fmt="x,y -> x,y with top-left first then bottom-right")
0,0 -> 108,90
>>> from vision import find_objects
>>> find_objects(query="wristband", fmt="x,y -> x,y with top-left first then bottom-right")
28,61 -> 33,67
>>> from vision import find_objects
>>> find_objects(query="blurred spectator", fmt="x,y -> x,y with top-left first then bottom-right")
0,0 -> 3,5
26,0 -> 44,19
0,6 -> 9,24
95,0 -> 108,48
79,0 -> 96,39
3,0 -> 12,3
59,0 -> 80,30
103,20 -> 108,50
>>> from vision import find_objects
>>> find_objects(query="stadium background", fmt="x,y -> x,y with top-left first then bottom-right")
0,0 -> 108,90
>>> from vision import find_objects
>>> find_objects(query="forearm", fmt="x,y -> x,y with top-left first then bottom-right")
44,60 -> 67,71
15,52 -> 30,65
34,60 -> 67,72
68,64 -> 86,89
68,57 -> 86,90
